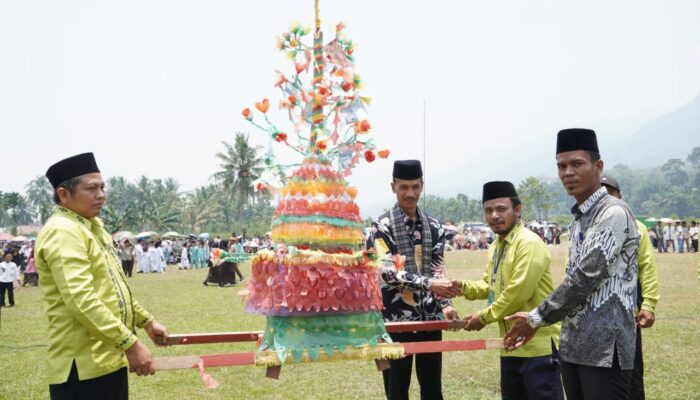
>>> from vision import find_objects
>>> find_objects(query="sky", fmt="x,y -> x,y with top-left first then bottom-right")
2,0 -> 699,216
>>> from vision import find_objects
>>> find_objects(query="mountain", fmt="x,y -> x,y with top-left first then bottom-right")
428,94 -> 700,199
609,94 -> 700,167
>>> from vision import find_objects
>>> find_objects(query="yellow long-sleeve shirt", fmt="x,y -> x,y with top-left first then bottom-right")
461,223 -> 560,357
636,220 -> 659,312
35,206 -> 153,384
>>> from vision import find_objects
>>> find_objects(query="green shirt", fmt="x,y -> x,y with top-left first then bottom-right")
461,223 -> 560,357
35,206 -> 153,384
636,220 -> 659,312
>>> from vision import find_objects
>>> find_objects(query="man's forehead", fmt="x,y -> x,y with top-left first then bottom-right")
556,150 -> 590,163
394,178 -> 422,185
483,198 -> 512,208
79,173 -> 104,185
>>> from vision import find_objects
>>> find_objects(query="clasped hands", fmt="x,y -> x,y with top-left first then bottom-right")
429,278 -> 462,298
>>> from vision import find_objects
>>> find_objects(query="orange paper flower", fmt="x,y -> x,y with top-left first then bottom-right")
255,98 -> 270,113
354,119 -> 371,134
378,149 -> 390,159
364,150 -> 376,163
242,108 -> 252,120
316,136 -> 329,152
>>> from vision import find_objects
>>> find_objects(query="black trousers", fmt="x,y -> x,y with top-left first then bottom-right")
500,343 -> 564,400
383,330 -> 443,400
121,260 -> 134,277
629,326 -> 645,400
692,239 -> 698,253
50,361 -> 128,400
561,347 -> 631,400
0,281 -> 14,306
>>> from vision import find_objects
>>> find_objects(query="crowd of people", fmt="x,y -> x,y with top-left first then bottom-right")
649,220 -> 699,253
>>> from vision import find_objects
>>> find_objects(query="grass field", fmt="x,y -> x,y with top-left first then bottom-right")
1,244 -> 699,399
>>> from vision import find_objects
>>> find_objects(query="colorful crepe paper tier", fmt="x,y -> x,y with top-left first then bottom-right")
245,249 -> 383,316
258,312 -> 393,363
246,157 -> 391,362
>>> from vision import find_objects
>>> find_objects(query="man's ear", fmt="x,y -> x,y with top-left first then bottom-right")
514,203 -> 522,219
391,181 -> 396,194
56,187 -> 70,205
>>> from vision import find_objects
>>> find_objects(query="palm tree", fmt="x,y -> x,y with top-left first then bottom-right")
148,178 -> 182,231
25,175 -> 54,223
213,132 -> 265,221
2,192 -> 33,227
181,185 -> 221,233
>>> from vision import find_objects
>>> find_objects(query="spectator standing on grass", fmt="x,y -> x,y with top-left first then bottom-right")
681,222 -> 690,254
23,248 -> 39,286
135,239 -> 146,273
675,221 -> 683,253
119,240 -> 135,278
653,222 -> 666,253
664,223 -> 675,252
690,221 -> 698,253
12,248 -> 25,272
179,242 -> 190,270
149,241 -> 165,274
0,252 -> 20,307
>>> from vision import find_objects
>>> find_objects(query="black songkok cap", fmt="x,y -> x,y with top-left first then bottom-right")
393,160 -> 423,180
556,128 -> 599,154
482,181 -> 518,203
45,152 -> 100,189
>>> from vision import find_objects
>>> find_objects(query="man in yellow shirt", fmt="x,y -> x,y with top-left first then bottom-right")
601,175 -> 659,400
456,181 -> 563,400
35,152 -> 169,400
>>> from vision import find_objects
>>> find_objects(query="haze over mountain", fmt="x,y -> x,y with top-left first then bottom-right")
361,92 -> 700,218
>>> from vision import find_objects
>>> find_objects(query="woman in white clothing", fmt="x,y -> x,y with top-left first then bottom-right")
179,242 -> 190,270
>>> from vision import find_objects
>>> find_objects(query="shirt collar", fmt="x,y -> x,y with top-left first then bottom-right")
398,205 -> 423,224
570,186 -> 608,220
55,206 -> 101,231
499,222 -> 523,244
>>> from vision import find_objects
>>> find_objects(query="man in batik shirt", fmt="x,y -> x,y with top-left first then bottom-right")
505,129 -> 640,400
367,159 -> 460,400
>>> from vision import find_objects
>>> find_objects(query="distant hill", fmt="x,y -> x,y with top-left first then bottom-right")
610,94 -> 700,167
425,93 -> 700,199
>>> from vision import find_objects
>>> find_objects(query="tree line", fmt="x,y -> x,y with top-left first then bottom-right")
0,133 -> 274,236
2,143 -> 699,235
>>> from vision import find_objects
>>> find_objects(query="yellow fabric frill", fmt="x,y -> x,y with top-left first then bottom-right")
251,249 -> 380,269
254,343 -> 405,367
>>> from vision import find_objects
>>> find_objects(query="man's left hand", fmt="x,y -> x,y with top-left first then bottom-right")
464,314 -> 485,331
442,306 -> 460,331
637,310 -> 655,328
145,320 -> 170,347
503,312 -> 537,351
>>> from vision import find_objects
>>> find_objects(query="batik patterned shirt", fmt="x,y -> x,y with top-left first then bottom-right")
528,187 -> 639,369
367,206 -> 451,322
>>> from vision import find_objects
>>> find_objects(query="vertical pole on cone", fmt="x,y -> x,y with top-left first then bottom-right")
310,0 -> 324,151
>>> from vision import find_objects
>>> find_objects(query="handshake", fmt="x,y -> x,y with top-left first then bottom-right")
430,279 -> 463,298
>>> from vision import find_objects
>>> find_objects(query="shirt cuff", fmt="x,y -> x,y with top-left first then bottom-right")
478,309 -> 492,325
641,299 -> 657,313
116,333 -> 138,351
527,308 -> 545,329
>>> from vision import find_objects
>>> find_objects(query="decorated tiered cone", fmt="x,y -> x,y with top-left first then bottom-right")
240,6 -> 400,365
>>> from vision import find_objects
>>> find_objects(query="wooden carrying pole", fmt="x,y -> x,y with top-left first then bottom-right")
161,320 -> 468,346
